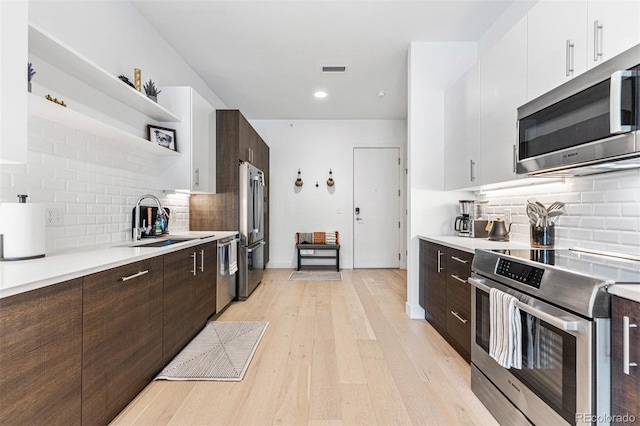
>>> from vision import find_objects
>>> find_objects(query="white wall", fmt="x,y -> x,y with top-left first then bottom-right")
406,42 -> 478,318
249,119 -> 406,270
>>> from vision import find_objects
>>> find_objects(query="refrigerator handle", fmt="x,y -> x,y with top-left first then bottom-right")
252,176 -> 260,233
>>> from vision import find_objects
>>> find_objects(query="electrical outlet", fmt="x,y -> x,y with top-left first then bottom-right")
46,208 -> 64,227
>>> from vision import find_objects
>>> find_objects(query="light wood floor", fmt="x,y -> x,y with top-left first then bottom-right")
112,269 -> 498,425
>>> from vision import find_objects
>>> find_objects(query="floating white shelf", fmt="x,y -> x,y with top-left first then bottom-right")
28,94 -> 181,158
28,23 -> 181,122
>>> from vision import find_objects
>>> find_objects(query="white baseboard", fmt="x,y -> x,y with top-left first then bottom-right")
405,302 -> 425,319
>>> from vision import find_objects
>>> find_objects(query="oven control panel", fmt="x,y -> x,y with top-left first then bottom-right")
496,258 -> 544,288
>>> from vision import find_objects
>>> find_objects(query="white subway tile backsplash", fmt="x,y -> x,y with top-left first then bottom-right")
0,116 -> 190,254
478,170 -> 639,274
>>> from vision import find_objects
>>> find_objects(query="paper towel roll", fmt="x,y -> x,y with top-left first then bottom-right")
0,202 -> 45,260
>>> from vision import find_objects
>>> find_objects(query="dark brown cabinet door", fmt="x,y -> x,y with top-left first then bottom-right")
425,242 -> 447,333
82,258 -> 163,425
612,295 -> 640,424
0,279 -> 82,425
445,249 -> 473,362
194,242 -> 217,327
163,247 -> 198,364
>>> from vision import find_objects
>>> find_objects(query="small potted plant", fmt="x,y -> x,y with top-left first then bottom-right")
27,63 -> 36,93
143,79 -> 161,102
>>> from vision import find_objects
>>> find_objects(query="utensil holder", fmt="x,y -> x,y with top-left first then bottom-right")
531,225 -> 554,248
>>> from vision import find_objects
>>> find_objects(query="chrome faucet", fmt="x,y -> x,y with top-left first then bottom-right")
133,194 -> 165,240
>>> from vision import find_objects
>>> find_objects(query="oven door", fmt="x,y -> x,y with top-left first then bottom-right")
469,276 -> 593,426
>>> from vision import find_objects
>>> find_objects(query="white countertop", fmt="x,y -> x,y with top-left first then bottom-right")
0,231 -> 238,299
608,285 -> 640,304
418,235 -> 531,254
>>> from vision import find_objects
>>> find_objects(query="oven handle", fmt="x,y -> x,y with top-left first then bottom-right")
468,277 -> 581,332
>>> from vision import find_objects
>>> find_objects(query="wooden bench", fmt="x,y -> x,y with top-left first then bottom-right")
295,232 -> 340,271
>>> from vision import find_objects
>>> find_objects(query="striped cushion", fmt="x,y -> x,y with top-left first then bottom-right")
296,231 -> 339,245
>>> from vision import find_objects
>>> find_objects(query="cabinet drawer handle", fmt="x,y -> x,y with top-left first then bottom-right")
437,250 -> 443,273
121,270 -> 149,282
451,256 -> 468,264
191,252 -> 197,276
623,316 -> 638,375
200,249 -> 205,272
450,274 -> 467,284
451,311 -> 468,324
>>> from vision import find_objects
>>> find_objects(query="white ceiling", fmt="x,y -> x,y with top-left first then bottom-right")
132,0 -> 514,120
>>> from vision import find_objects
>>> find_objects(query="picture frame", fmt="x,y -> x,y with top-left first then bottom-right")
147,124 -> 177,151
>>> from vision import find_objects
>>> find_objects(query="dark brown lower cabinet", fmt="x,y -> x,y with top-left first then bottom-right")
163,244 -> 218,364
419,240 -> 473,362
612,295 -> 640,425
82,257 -> 163,425
0,279 -> 83,425
444,249 -> 473,361
163,247 -> 197,364
194,242 -> 217,327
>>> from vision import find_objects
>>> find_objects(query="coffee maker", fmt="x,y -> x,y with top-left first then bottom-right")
454,200 -> 474,237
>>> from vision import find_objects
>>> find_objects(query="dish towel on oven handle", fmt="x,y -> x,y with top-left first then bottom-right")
228,239 -> 238,275
489,288 -> 522,369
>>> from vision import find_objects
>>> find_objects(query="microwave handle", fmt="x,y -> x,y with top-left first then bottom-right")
468,277 -> 582,332
610,70 -> 634,134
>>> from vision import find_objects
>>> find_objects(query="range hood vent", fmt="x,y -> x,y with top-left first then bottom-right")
321,65 -> 348,73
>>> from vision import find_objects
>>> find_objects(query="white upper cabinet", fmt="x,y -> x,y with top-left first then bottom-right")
158,87 -> 216,193
527,0 -> 588,101
444,63 -> 480,190
587,0 -> 640,69
0,1 -> 28,164
480,16 -> 528,186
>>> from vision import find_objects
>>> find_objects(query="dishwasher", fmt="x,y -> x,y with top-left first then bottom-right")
217,236 -> 239,313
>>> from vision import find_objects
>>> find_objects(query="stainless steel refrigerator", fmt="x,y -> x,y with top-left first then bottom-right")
238,161 -> 265,299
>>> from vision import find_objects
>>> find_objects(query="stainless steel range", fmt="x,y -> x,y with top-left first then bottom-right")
469,248 -> 640,426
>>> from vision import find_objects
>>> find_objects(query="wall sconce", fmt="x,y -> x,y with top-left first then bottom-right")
295,169 -> 303,186
326,169 -> 335,186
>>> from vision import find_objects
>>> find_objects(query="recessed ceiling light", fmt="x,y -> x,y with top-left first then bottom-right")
314,91 -> 328,99
377,91 -> 386,98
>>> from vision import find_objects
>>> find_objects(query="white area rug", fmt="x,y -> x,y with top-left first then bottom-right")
156,321 -> 268,381
288,271 -> 342,281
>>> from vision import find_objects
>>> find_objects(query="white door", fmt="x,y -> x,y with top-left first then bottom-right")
353,147 -> 400,268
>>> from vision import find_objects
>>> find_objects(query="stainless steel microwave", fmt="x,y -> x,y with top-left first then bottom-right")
517,44 -> 639,176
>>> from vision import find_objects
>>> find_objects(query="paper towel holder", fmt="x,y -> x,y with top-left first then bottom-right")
0,194 -> 46,261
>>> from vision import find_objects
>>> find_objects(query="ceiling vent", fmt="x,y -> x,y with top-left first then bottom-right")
321,65 -> 348,73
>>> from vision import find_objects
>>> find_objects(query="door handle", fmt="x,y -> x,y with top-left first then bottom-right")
200,249 -> 205,272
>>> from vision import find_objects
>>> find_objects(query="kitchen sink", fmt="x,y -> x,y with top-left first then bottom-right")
131,238 -> 196,248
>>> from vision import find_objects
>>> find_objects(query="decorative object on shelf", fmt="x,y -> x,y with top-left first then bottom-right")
143,79 -> 161,102
326,169 -> 335,186
134,68 -> 141,91
27,62 -> 36,93
527,200 -> 564,248
45,94 -> 66,107
295,169 -> 303,186
147,124 -> 177,151
118,75 -> 136,89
